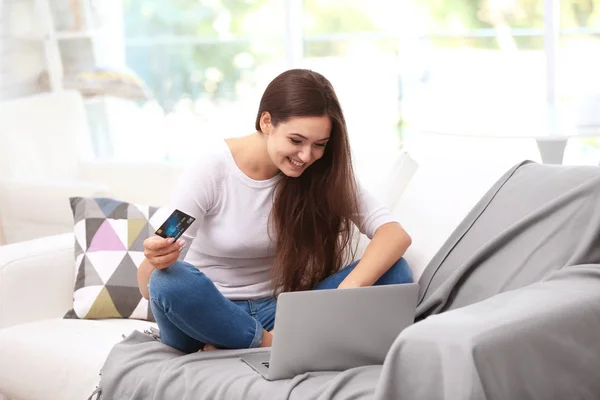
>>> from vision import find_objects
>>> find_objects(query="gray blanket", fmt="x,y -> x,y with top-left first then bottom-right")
95,332 -> 382,400
96,161 -> 600,400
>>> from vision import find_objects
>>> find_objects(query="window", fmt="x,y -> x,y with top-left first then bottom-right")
302,0 -> 405,157
559,0 -> 600,110
559,0 -> 600,162
95,0 -> 600,163
397,0 -> 547,135
116,0 -> 287,161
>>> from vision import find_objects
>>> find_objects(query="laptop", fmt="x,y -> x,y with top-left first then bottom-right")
240,283 -> 419,380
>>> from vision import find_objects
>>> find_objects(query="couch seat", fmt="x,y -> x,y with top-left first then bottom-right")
0,318 -> 156,400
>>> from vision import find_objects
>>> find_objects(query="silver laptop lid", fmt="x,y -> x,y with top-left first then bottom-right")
267,283 -> 419,380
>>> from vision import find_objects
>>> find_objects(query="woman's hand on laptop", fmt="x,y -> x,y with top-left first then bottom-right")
337,279 -> 362,289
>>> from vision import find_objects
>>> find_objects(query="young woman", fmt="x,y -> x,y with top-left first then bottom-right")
137,69 -> 413,354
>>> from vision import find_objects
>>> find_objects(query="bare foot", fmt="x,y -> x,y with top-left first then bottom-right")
197,344 -> 218,352
259,329 -> 273,348
197,330 -> 273,352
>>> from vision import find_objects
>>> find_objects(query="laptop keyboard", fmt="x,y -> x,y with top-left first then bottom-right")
261,361 -> 270,368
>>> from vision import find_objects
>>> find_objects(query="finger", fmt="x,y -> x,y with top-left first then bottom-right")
146,252 -> 176,265
152,251 -> 180,268
154,240 -> 185,257
144,239 -> 181,259
169,239 -> 185,253
144,236 -> 173,251
153,238 -> 183,253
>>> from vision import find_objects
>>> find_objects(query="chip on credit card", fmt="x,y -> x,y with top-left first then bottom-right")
155,209 -> 196,241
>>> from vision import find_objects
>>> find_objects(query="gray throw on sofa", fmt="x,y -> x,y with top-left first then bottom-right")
95,161 -> 600,400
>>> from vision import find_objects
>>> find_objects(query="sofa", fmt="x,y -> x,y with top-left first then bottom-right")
91,160 -> 600,400
0,144 -> 445,399
0,160 -> 192,245
8,153 -> 588,399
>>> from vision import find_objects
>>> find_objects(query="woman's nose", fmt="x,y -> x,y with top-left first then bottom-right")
298,147 -> 312,163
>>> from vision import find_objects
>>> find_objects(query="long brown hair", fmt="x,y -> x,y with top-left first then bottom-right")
255,69 -> 360,294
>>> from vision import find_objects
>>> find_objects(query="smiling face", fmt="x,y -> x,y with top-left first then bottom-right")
262,114 -> 332,177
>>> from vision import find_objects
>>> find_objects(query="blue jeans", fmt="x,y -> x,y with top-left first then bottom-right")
149,258 -> 413,354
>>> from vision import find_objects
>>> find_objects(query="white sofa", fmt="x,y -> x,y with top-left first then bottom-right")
0,154 -> 515,400
0,161 -> 190,245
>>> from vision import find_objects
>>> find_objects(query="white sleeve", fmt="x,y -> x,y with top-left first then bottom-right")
353,181 -> 399,239
169,156 -> 221,258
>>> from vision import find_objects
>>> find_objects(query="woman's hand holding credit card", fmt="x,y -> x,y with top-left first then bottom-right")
143,209 -> 196,270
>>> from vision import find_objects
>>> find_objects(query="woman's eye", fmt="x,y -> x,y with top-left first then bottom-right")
314,143 -> 326,148
290,138 -> 302,144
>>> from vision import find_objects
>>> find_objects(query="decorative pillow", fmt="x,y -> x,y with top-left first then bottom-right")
64,197 -> 171,321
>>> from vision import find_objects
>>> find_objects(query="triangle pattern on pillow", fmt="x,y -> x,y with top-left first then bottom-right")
87,251 -> 127,284
86,286 -> 121,319
74,220 -> 87,251
85,218 -> 106,249
109,202 -> 130,219
73,285 -> 104,318
105,254 -> 143,317
130,222 -> 151,251
74,255 -> 104,290
88,220 -> 126,252
83,256 -> 104,287
95,198 -> 121,218
128,219 -> 148,248
106,285 -> 142,318
127,204 -> 146,220
107,253 -> 139,288
68,198 -> 168,322
108,219 -> 129,249
81,199 -> 106,219
74,238 -> 84,260
129,251 -> 146,268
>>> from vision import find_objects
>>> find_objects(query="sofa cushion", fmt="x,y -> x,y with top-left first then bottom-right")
346,151 -> 419,265
393,158 -> 513,281
0,318 -> 156,400
0,179 -> 111,244
66,197 -> 171,321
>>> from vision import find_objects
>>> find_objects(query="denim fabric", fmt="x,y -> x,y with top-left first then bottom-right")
314,258 -> 413,290
149,257 -> 413,354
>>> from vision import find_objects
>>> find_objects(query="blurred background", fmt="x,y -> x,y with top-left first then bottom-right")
2,0 -> 599,162
1,0 -> 600,243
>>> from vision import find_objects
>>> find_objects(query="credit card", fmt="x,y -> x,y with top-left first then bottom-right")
155,209 -> 196,241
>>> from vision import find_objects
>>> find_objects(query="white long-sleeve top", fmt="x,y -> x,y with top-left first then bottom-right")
170,139 -> 398,300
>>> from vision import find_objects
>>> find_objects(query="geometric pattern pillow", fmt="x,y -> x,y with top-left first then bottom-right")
64,197 -> 171,321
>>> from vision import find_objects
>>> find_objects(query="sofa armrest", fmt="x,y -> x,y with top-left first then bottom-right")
0,233 -> 75,328
0,178 -> 110,244
375,266 -> 600,400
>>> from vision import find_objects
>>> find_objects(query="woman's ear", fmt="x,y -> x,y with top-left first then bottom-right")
260,112 -> 272,134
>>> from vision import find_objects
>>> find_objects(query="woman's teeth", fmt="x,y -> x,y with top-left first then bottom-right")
288,157 -> 305,167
